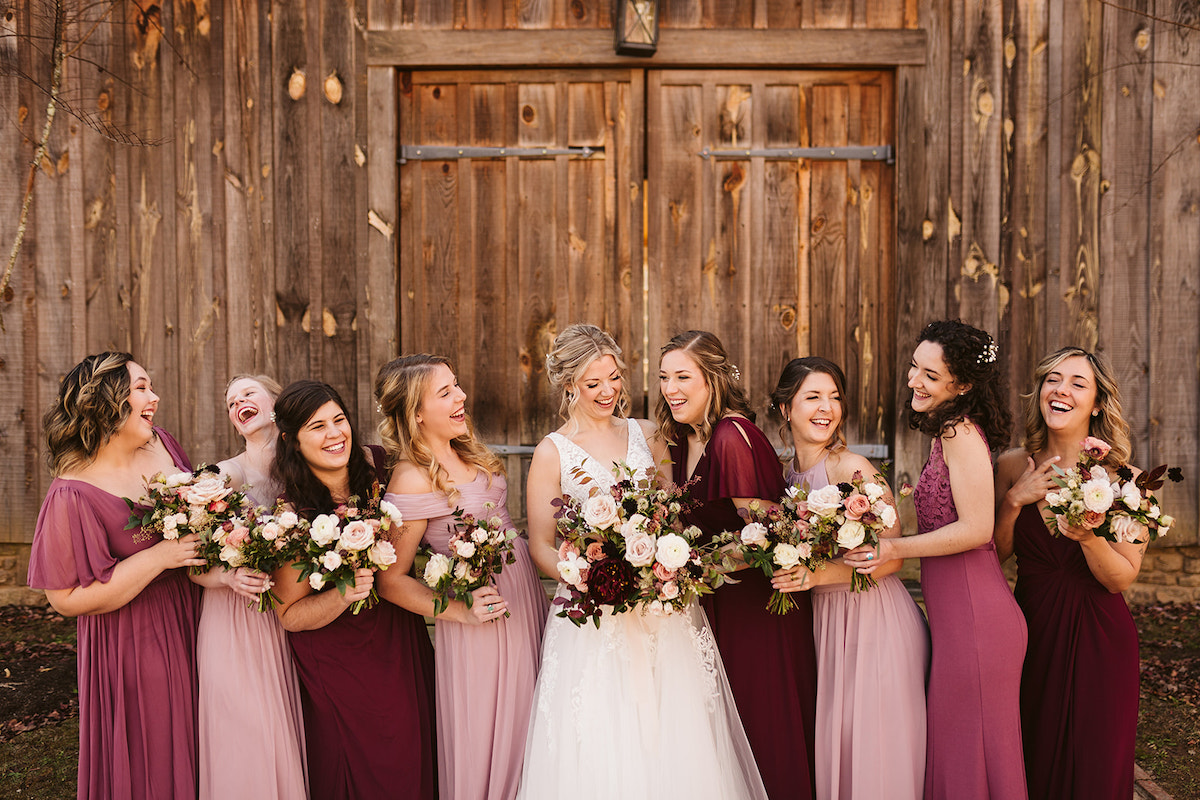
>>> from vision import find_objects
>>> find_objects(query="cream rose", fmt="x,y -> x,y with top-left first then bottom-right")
166,471 -> 193,487
454,540 -> 477,559
339,520 -> 375,552
310,514 -> 340,547
182,475 -> 232,506
863,481 -> 885,503
379,500 -> 404,526
806,484 -> 844,518
655,534 -> 691,571
1121,482 -> 1142,511
878,504 -> 898,529
260,521 -> 282,541
471,527 -> 489,543
453,561 -> 471,581
558,553 -> 588,588
624,533 -> 657,567
308,572 -> 326,590
660,581 -> 680,600
368,539 -> 397,568
620,513 -> 648,540
321,550 -> 343,571
836,519 -> 867,550
582,494 -> 621,529
773,543 -> 801,569
220,544 -> 245,567
277,511 -> 300,529
740,522 -> 769,548
1110,514 -> 1148,544
423,553 -> 452,586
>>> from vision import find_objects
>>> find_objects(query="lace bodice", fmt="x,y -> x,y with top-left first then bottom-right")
914,421 -> 988,536
546,419 -> 655,505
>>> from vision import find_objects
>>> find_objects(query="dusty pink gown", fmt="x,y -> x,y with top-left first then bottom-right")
196,482 -> 308,799
788,457 -> 929,800
916,426 -> 1027,799
27,429 -> 202,800
386,471 -> 548,800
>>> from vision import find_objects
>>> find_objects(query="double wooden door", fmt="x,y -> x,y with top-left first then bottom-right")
398,68 -> 895,453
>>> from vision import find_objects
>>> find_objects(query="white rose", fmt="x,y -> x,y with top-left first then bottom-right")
181,475 -> 232,506
310,514 -> 340,547
624,533 -> 657,567
423,553 -> 452,586
454,561 -> 471,580
784,484 -> 802,500
277,511 -> 300,529
321,550 -> 343,571
1110,515 -> 1148,544
471,527 -> 489,543
655,534 -> 691,571
162,515 -> 179,533
1089,465 -> 1109,482
1149,506 -> 1161,520
740,522 -> 769,548
188,506 -> 209,528
863,482 -> 885,503
836,519 -> 867,550
454,540 -> 477,559
806,484 -> 844,518
166,471 -> 193,487
1081,478 -> 1114,514
1045,491 -> 1062,508
879,504 -> 898,529
260,521 -> 282,541
368,539 -> 397,568
308,572 -> 325,590
581,494 -> 621,529
379,500 -> 404,526
219,544 -> 245,567
339,520 -> 376,552
620,513 -> 648,540
1121,483 -> 1142,511
773,543 -> 801,569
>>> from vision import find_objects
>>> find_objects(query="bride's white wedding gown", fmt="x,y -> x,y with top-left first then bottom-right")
517,419 -> 768,800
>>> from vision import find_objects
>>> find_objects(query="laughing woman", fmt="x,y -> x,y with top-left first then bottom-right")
193,375 -> 308,800
29,352 -> 204,799
374,355 -> 549,800
270,380 -> 436,800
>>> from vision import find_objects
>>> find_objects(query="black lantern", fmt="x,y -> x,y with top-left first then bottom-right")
614,0 -> 659,56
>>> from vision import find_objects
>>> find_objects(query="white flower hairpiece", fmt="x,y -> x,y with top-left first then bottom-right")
376,402 -> 383,415
729,364 -> 741,381
977,341 -> 998,366
269,411 -> 277,422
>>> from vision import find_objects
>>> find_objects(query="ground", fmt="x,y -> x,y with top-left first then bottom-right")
1,602 -> 1198,799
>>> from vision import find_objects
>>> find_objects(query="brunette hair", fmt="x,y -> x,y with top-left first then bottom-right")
655,330 -> 753,445
908,319 -> 1012,449
770,357 -> 849,453
544,324 -> 632,430
375,355 -> 503,502
44,352 -> 136,476
1020,346 -> 1131,466
271,380 -> 377,518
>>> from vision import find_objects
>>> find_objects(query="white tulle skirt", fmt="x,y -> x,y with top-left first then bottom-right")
517,590 -> 768,800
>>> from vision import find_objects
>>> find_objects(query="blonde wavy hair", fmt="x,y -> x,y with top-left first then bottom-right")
225,373 -> 282,432
375,355 -> 503,502
655,330 -> 752,445
545,324 -> 632,431
1020,346 -> 1132,467
43,352 -> 136,476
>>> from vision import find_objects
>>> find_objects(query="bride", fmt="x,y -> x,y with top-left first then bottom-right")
518,324 -> 767,800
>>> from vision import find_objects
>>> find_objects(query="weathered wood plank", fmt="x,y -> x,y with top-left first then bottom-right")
764,0 -> 802,29
365,66 -> 399,439
1147,8 -> 1200,544
809,83 -> 849,372
661,0 -> 703,28
367,29 -> 929,67
711,81 -> 751,353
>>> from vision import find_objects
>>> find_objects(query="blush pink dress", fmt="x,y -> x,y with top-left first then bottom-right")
916,426 -> 1027,799
28,429 -> 202,800
788,456 -> 929,800
385,471 -> 548,800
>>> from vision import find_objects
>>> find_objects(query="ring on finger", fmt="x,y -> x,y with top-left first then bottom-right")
487,604 -> 494,612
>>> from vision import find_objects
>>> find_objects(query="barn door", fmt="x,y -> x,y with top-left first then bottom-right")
398,69 -> 644,450
647,70 -> 896,453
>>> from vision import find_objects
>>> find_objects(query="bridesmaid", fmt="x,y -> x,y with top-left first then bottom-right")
28,352 -> 204,799
270,380 -> 436,800
194,375 -> 308,799
769,357 -> 929,800
845,319 -> 1027,800
374,355 -> 548,800
658,330 -> 817,800
993,347 -> 1142,799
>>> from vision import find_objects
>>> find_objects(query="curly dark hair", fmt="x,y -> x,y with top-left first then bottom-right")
908,319 -> 1012,449
271,380 -> 377,519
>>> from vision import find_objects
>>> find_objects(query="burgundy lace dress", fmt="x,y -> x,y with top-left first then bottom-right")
1013,502 -> 1138,799
672,416 -> 817,800
28,429 -> 202,800
915,428 -> 1027,799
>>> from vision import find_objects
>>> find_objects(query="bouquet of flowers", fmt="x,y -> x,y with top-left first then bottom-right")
732,470 -> 897,611
211,504 -> 308,612
291,487 -> 402,614
552,463 -> 731,628
421,503 -> 520,618
1044,437 -> 1181,544
126,466 -> 249,574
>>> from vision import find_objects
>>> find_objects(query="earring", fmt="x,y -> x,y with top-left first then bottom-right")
1092,409 -> 1099,417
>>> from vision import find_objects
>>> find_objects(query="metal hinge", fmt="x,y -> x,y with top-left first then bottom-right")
699,145 -> 894,165
400,145 -> 600,164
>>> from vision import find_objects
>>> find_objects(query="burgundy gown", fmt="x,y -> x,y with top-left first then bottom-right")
916,428 -> 1027,799
27,429 -> 202,800
672,416 -> 817,800
1012,502 -> 1138,800
285,445 -> 437,799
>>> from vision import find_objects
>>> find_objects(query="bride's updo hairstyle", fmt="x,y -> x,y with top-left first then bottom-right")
655,330 -> 753,446
44,351 -> 136,476
544,324 -> 632,429
374,354 -> 503,502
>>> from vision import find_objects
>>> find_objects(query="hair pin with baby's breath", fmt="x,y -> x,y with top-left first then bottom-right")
729,364 -> 741,381
376,402 -> 383,415
977,341 -> 998,366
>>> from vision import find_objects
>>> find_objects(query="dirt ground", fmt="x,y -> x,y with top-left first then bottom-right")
2,602 -> 1198,799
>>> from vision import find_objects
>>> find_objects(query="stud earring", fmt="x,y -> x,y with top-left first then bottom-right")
1092,409 -> 1099,417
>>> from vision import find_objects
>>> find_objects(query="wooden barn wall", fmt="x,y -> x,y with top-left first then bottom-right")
1,0 -> 1197,550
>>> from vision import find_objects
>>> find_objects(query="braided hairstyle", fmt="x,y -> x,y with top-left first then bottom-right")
44,352 -> 136,476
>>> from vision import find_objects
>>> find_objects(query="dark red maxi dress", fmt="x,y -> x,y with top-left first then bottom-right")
671,416 -> 817,800
1013,502 -> 1138,800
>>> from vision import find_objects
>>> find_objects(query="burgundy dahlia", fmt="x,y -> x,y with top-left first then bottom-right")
587,557 -> 636,605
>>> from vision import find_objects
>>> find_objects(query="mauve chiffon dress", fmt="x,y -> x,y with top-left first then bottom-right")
915,426 -> 1027,800
788,457 -> 930,800
1012,502 -> 1138,800
385,470 -> 548,800
672,416 -> 818,800
196,481 -> 308,800
28,428 -> 202,800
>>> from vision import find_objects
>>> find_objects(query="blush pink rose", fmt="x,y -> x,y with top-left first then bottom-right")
181,475 -> 231,506
585,542 -> 606,562
660,581 -> 679,600
652,561 -> 676,581
226,525 -> 250,547
624,533 -> 656,568
339,519 -> 376,551
843,493 -> 871,521
558,541 -> 580,561
1082,510 -> 1106,530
